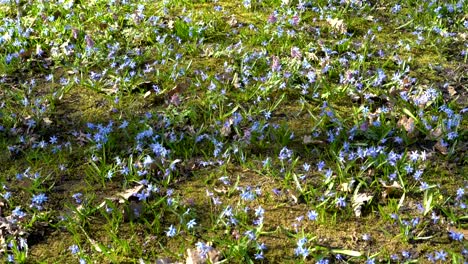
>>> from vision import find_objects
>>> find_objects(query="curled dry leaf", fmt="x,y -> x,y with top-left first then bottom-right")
326,18 -> 347,34
427,127 -> 443,140
352,193 -> 373,217
434,140 -> 448,155
75,131 -> 90,146
447,86 -> 457,97
213,187 -> 228,194
340,182 -> 353,193
228,15 -> 237,27
94,185 -> 146,221
380,180 -> 403,200
305,52 -> 319,61
167,20 -> 174,29
86,185 -> 142,207
116,184 -> 145,203
397,115 -> 415,133
43,117 -> 53,126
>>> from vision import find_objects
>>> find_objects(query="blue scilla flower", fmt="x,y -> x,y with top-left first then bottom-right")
449,230 -> 464,241
31,193 -> 48,206
336,197 -> 346,208
12,206 -> 26,218
69,244 -> 80,255
278,147 -> 291,161
166,225 -> 177,237
307,210 -> 318,221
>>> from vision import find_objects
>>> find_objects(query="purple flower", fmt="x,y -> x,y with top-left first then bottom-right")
434,250 -> 447,261
12,206 -> 26,218
420,182 -> 429,191
69,244 -> 80,255
449,230 -> 464,241
31,193 -> 48,209
336,197 -> 346,208
317,161 -> 325,171
307,210 -> 318,221
72,193 -> 83,204
456,188 -> 465,200
278,147 -> 293,161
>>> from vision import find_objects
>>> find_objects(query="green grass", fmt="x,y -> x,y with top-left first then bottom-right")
0,0 -> 466,263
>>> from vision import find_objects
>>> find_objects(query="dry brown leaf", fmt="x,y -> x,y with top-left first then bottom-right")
428,127 -> 443,139
228,15 -> 237,27
326,18 -> 347,34
397,115 -> 415,133
434,140 -> 448,155
305,52 -> 319,61
447,86 -> 457,97
232,72 -> 241,88
213,187 -> 228,194
340,182 -> 353,193
75,131 -> 90,146
42,117 -> 53,125
170,93 -> 181,106
352,193 -> 373,217
380,180 -> 403,200
168,20 -> 174,29
303,135 -> 313,144
116,185 -> 145,203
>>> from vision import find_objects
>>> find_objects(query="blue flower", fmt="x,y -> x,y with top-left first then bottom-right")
336,197 -> 346,208
307,210 -> 318,221
317,161 -> 325,171
244,229 -> 256,241
31,193 -> 48,209
12,206 -> 26,218
434,250 -> 447,261
448,230 -> 464,241
166,225 -> 177,237
254,251 -> 264,259
317,259 -> 329,264
294,245 -> 309,258
72,193 -> 83,204
69,244 -> 80,255
187,219 -> 197,229
278,147 -> 293,161
255,206 -> 265,217
420,182 -> 429,191
195,242 -> 211,258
